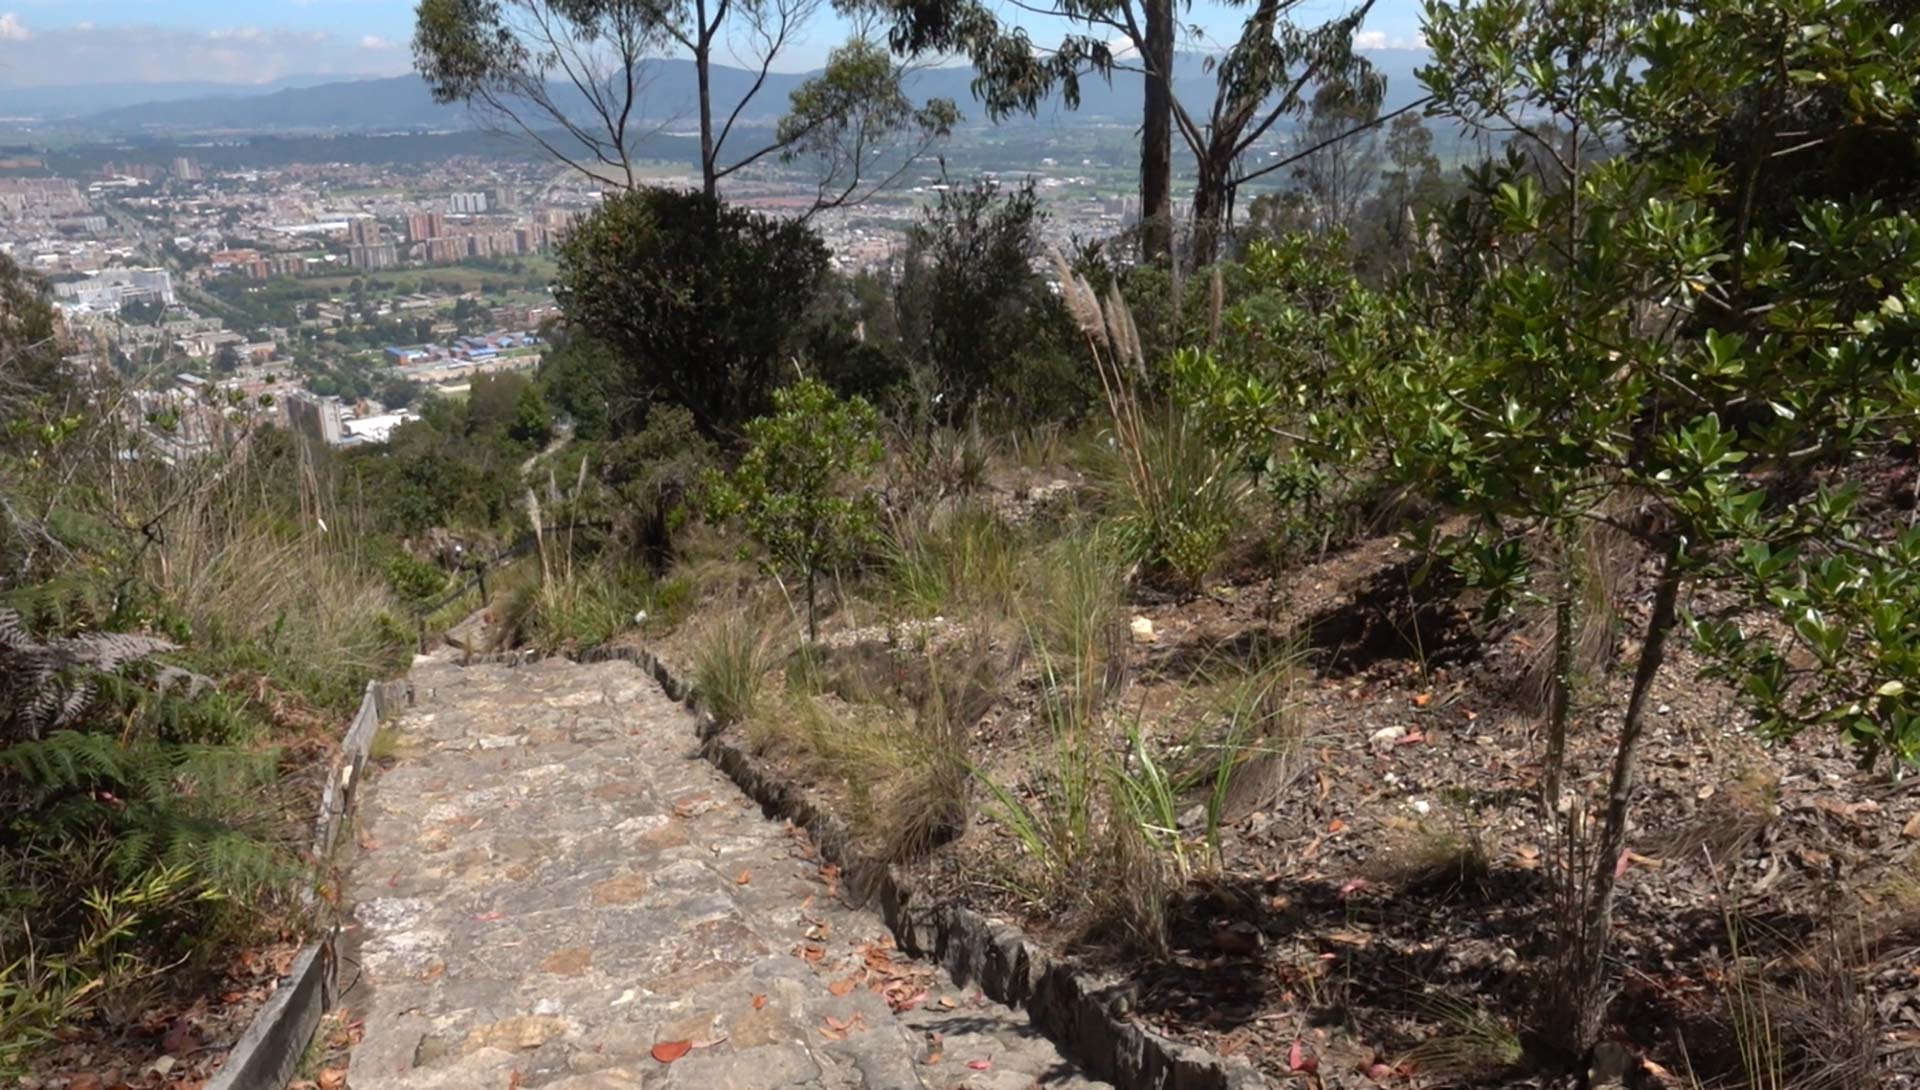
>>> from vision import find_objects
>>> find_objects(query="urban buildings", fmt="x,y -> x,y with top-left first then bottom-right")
51,267 -> 175,312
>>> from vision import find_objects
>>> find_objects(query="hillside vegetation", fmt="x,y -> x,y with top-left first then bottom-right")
7,0 -> 1920,1086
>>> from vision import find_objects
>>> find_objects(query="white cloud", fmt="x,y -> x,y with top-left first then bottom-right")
360,34 -> 395,50
0,23 -> 412,87
1354,30 -> 1388,49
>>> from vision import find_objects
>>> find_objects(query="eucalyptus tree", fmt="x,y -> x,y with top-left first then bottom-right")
414,0 -> 956,210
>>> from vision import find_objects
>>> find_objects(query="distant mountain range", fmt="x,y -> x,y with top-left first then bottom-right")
10,50 -> 1432,136
0,76 -> 353,121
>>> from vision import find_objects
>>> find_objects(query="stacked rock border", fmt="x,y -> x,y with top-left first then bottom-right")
466,643 -> 1266,1090
206,677 -> 413,1090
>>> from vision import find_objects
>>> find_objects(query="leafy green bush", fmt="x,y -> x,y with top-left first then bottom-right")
554,188 -> 831,439
706,380 -> 884,640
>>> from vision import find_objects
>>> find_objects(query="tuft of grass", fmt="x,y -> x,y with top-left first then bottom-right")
1021,529 -> 1127,691
887,505 -> 1022,620
1101,405 -> 1249,592
1679,913 -> 1877,1090
753,648 -> 978,863
693,613 -> 782,730
1402,994 -> 1527,1081
369,725 -> 403,764
1662,764 -> 1779,866
1366,811 -> 1495,895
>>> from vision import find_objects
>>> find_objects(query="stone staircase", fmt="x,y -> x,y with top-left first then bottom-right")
343,653 -> 1109,1090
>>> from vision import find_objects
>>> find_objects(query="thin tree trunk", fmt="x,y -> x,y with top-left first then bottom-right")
1565,539 -> 1683,1054
1139,0 -> 1175,265
806,568 -> 818,642
695,14 -> 717,197
1544,531 -> 1576,811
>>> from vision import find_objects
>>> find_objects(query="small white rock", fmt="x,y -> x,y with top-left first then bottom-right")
1411,799 -> 1432,815
1129,616 -> 1156,643
1369,725 -> 1407,747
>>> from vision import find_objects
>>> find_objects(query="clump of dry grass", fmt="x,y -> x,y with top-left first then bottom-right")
1662,764 -> 1780,867
1680,919 -> 1877,1090
693,611 -> 784,732
1401,994 -> 1526,1082
1515,516 -> 1636,713
1365,811 -> 1495,895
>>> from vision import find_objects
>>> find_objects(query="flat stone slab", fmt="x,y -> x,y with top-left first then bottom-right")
345,654 -> 1110,1090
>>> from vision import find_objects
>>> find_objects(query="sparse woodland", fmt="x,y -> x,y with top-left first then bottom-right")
7,0 -> 1920,1086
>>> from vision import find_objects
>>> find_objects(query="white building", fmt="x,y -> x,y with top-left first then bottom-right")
448,192 -> 489,214
52,267 -> 175,312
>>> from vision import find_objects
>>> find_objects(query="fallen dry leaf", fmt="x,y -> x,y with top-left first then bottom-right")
651,1040 -> 693,1064
751,994 -> 767,1010
1288,1039 -> 1319,1074
736,870 -> 752,885
828,978 -> 856,996
317,1067 -> 348,1090
968,1059 -> 993,1070
470,910 -> 506,923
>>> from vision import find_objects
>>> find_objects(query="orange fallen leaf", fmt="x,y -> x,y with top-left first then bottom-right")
317,1067 -> 348,1090
751,994 -> 767,1010
736,870 -> 751,885
1327,818 -> 1346,833
1412,692 -> 1433,708
938,996 -> 957,1009
925,1051 -> 943,1065
828,978 -> 856,996
651,1040 -> 693,1064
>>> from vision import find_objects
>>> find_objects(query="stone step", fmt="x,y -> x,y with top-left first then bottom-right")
344,653 -> 1109,1090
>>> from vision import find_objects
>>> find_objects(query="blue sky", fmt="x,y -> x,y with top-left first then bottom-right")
0,0 -> 1429,86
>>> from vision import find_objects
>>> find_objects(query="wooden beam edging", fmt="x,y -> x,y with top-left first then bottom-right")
469,643 -> 1268,1090
207,675 -> 414,1090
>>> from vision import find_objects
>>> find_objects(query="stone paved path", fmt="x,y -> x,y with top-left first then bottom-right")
344,653 -> 1110,1090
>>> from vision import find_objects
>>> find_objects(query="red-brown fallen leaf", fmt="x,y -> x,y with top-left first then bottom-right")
968,1059 -> 993,1070
1288,1040 -> 1319,1074
751,994 -> 767,1010
828,978 -> 856,996
651,1040 -> 693,1064
1412,692 -> 1433,708
1327,818 -> 1346,833
736,870 -> 751,885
